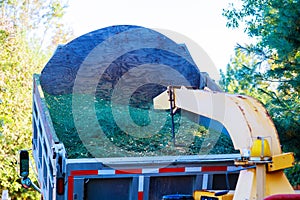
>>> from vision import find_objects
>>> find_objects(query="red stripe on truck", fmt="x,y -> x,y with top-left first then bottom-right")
115,169 -> 142,174
71,170 -> 98,176
201,166 -> 227,172
68,176 -> 74,200
159,167 -> 185,173
138,191 -> 144,200
68,170 -> 98,200
67,166 -> 231,199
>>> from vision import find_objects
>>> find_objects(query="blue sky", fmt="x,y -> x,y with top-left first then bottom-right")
64,0 -> 250,76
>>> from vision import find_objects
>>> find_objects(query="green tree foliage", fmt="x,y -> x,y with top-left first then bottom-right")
0,0 -> 71,198
221,0 -> 300,186
220,49 -> 271,101
222,0 -> 300,160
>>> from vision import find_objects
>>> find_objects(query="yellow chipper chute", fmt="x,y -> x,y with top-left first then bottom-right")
153,86 -> 295,200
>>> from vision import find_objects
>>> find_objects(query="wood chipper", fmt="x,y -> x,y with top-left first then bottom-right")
154,86 -> 299,199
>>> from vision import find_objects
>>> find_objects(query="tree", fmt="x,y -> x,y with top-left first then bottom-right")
222,0 -> 300,187
222,0 -> 300,158
0,0 -> 71,198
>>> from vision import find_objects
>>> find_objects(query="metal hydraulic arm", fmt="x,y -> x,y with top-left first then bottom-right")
153,86 -> 295,200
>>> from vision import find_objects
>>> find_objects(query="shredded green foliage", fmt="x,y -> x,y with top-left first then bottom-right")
45,93 -> 238,158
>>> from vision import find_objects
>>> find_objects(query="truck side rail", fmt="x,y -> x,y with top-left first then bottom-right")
32,74 -> 66,200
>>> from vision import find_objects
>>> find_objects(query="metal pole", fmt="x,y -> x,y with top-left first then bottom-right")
256,163 -> 266,199
168,87 -> 176,146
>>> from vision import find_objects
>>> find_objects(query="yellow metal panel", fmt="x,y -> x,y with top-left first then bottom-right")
234,167 -> 294,199
153,87 -> 281,155
268,153 -> 294,172
194,191 -> 216,200
223,194 -> 234,200
193,191 -> 233,200
266,171 -> 295,195
233,169 -> 255,200
173,88 -> 253,153
256,164 -> 267,199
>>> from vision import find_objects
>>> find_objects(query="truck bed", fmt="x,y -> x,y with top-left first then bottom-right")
32,74 -> 241,200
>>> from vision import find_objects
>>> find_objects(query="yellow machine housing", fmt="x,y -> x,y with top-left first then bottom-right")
153,86 -> 295,200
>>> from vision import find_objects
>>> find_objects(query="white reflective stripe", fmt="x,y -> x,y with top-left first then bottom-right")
185,167 -> 201,172
202,174 -> 208,190
96,166 -> 236,176
227,166 -> 242,171
142,168 -> 159,174
98,170 -> 116,175
138,176 -> 144,192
